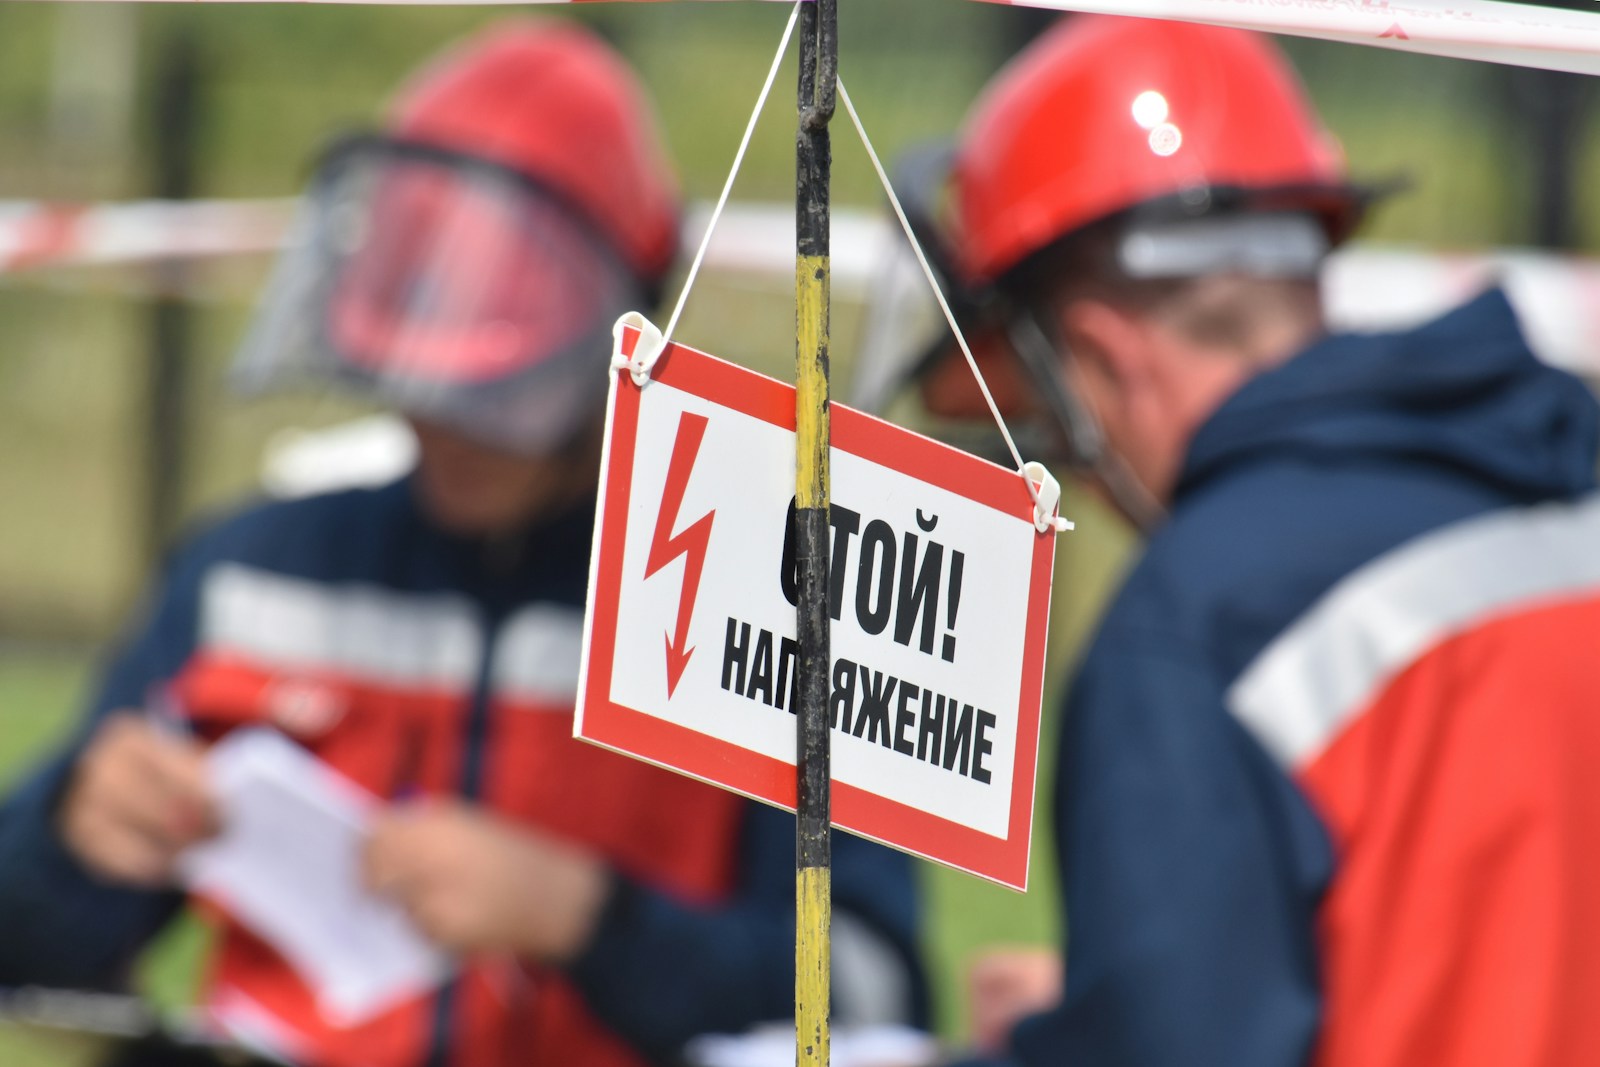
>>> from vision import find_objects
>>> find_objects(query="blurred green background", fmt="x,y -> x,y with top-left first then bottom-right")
0,1 -> 1596,1063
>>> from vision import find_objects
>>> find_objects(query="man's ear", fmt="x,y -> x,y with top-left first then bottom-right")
1056,298 -> 1152,391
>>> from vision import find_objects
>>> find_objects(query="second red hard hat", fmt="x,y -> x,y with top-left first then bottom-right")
233,19 -> 679,456
390,18 -> 680,287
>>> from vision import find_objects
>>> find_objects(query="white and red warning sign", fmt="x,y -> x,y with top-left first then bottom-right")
575,324 -> 1056,889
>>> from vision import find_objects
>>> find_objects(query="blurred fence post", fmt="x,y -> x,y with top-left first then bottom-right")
144,27 -> 201,563
1004,6 -> 1057,56
1509,66 -> 1588,249
1502,0 -> 1591,249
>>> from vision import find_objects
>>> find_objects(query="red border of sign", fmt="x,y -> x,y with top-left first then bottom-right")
578,331 -> 1054,890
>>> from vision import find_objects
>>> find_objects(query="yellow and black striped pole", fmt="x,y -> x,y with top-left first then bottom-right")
795,1 -> 836,1065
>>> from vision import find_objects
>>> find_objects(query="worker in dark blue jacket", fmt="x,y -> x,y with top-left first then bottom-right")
918,15 -> 1600,1067
0,20 -> 924,1067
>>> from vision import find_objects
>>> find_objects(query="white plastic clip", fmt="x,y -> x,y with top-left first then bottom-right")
611,311 -> 668,387
1023,461 -> 1075,534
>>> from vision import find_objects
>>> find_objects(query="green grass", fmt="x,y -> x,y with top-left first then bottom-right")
0,651 -> 93,790
0,1026 -> 108,1067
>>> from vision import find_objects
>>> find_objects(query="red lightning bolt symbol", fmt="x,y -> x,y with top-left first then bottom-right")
644,411 -> 716,697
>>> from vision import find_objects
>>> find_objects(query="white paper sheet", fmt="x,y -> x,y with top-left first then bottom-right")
178,729 -> 450,1025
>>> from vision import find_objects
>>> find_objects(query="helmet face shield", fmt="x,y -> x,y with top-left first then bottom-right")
235,137 -> 643,456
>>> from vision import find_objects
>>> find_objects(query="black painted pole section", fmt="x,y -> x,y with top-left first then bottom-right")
794,1 -> 836,1065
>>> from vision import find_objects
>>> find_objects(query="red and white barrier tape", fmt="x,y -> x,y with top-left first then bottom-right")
2,197 -> 1597,377
0,198 -> 888,278
0,200 -> 295,273
984,0 -> 1600,75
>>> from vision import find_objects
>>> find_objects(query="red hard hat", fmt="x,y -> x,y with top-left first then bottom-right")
951,15 -> 1361,286
233,19 -> 679,456
390,18 -> 679,286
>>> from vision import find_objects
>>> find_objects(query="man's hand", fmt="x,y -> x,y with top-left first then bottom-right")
364,799 -> 610,962
57,713 -> 218,889
967,946 -> 1063,1055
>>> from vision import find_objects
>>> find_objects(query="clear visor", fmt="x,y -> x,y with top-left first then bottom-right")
234,137 -> 643,455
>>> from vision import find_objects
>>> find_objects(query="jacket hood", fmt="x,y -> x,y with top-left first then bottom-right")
1179,288 -> 1600,503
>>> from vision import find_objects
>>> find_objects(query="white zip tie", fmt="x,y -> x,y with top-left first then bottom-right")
612,1 -> 803,387
835,76 -> 1073,534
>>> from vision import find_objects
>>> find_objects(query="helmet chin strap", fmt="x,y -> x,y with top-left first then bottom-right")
1004,309 -> 1168,533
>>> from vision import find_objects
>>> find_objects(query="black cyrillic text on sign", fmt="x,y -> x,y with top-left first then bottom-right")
720,615 -> 996,784
780,498 -> 965,663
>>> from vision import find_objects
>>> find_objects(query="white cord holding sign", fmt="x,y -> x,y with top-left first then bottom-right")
834,76 -> 1072,536
607,5 -> 1072,537
612,1 -> 801,389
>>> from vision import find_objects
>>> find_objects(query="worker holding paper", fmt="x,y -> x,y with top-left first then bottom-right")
898,14 -> 1600,1067
0,20 -> 924,1067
